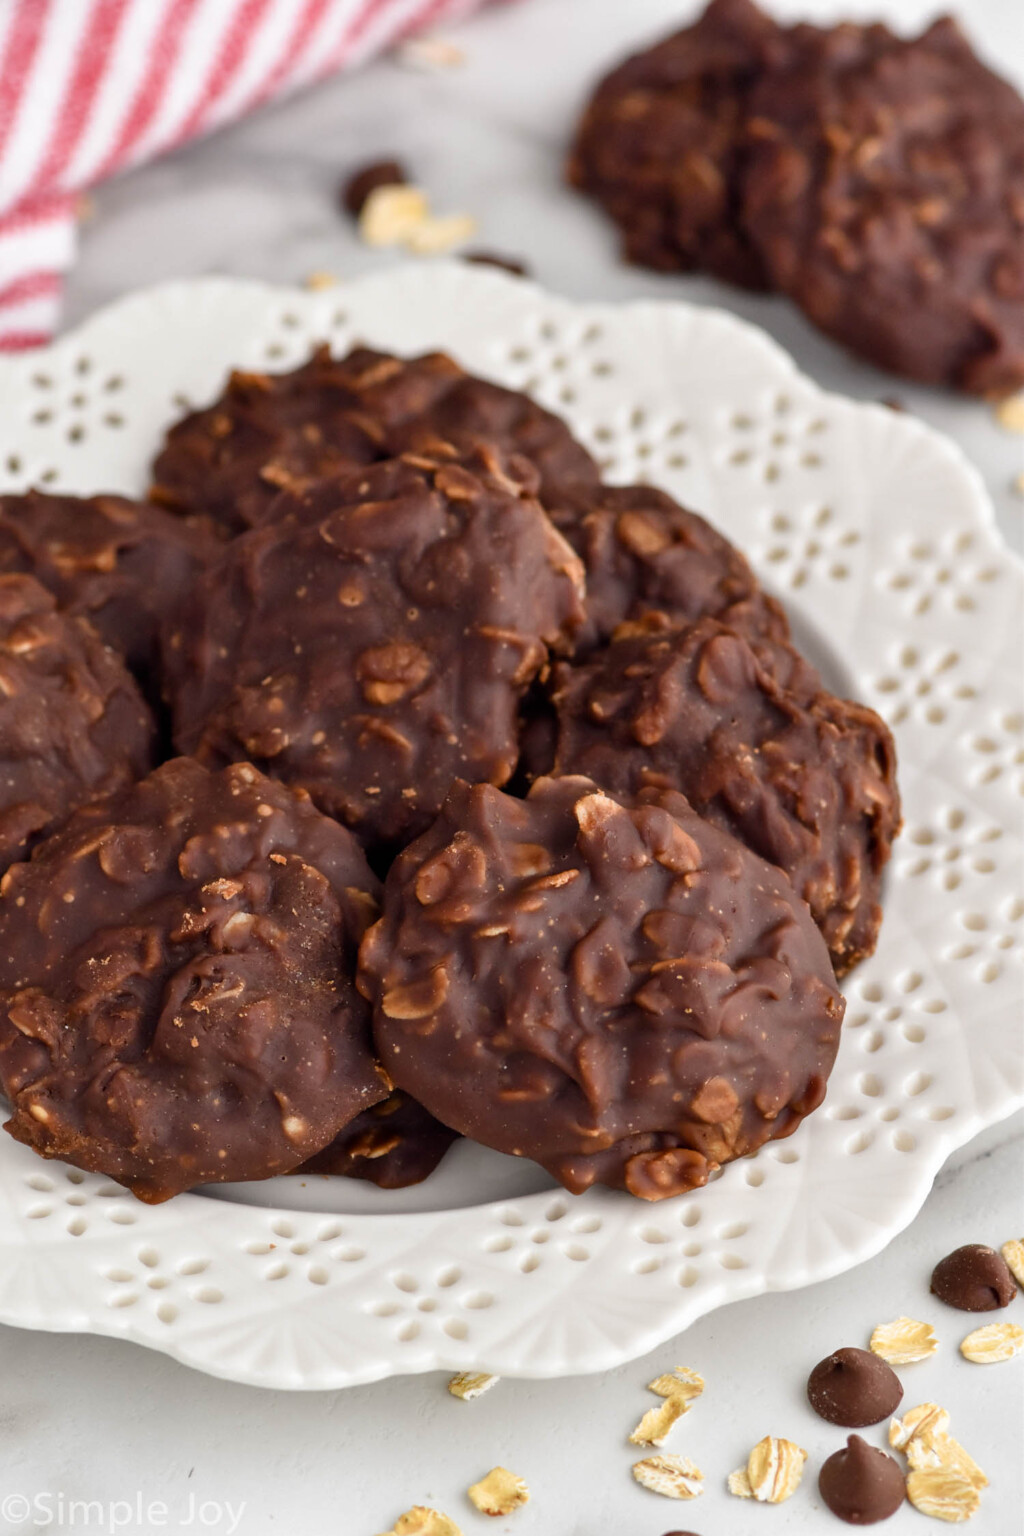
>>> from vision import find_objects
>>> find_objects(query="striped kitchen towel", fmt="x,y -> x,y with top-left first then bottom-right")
0,0 -> 499,349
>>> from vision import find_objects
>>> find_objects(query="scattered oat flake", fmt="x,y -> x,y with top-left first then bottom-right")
650,1365 -> 705,1402
960,1321 -> 1024,1363
359,184 -> 429,247
405,213 -> 478,256
448,1371 -> 499,1401
629,1365 -> 705,1445
745,1435 -> 807,1504
1013,472 -> 1024,498
890,1404 -> 988,1494
995,393 -> 1024,433
467,1467 -> 529,1517
632,1454 -> 704,1500
870,1316 -> 938,1364
395,37 -> 465,70
907,1433 -> 987,1490
727,1468 -> 753,1499
630,1396 -> 690,1447
1001,1238 -> 1024,1288
906,1466 -> 981,1524
304,270 -> 338,290
378,1508 -> 462,1536
890,1402 -> 950,1454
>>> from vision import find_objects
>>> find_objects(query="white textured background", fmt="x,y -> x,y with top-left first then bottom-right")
3,1 -> 1023,1532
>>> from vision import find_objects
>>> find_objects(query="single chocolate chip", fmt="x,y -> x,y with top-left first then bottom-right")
342,158 -> 407,216
930,1244 -> 1018,1311
807,1346 -> 903,1427
819,1436 -> 905,1525
463,250 -> 530,278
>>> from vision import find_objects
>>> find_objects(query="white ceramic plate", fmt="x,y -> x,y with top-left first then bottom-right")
0,267 -> 1020,1390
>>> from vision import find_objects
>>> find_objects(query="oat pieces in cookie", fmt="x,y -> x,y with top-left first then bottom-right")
568,0 -> 784,288
548,480 -> 792,658
550,614 -> 900,974
297,1089 -> 458,1187
163,448 -> 584,851
149,345 -> 434,534
743,13 -> 1024,394
150,344 -> 599,536
0,489 -> 218,687
361,774 -> 844,1200
0,574 -> 154,875
0,758 -> 386,1202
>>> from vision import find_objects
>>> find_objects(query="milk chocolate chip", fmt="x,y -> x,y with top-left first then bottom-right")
807,1347 -> 903,1427
930,1244 -> 1018,1311
819,1436 -> 905,1525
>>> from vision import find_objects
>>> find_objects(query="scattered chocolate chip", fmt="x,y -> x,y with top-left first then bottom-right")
881,397 -> 907,412
807,1346 -> 903,1427
463,251 -> 530,278
819,1436 -> 905,1525
930,1244 -> 1018,1311
342,158 -> 408,216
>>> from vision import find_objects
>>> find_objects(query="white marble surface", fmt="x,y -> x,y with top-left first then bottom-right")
3,0 -> 1023,1531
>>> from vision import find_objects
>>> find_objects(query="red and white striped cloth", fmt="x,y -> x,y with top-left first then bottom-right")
0,0 -> 498,350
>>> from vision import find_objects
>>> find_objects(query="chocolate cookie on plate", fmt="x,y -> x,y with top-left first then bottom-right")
151,345 -> 599,534
550,614 -> 899,974
163,447 -> 585,851
361,775 -> 844,1201
299,1090 -> 459,1188
0,758 -> 386,1202
549,480 -> 792,657
0,490 -> 217,687
0,574 -> 154,875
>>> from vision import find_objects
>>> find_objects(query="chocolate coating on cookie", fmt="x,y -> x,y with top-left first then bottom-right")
930,1244 -> 1018,1311
0,758 -> 386,1202
819,1436 -> 905,1525
807,1347 -> 903,1427
743,15 -> 1024,393
0,574 -> 154,874
390,373 -> 599,512
549,481 -> 792,656
551,615 -> 899,973
164,449 -> 584,850
150,346 -> 453,533
298,1090 -> 458,1186
0,490 -> 217,687
151,345 -> 598,535
361,775 -> 844,1200
568,0 -> 785,287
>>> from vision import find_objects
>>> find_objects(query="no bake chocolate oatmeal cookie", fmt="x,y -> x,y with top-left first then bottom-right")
571,0 -> 1024,393
163,447 -> 584,851
0,574 -> 154,875
0,759 -> 386,1202
362,774 -> 845,1200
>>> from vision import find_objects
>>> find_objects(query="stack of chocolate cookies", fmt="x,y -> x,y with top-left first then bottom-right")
0,342 -> 899,1203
